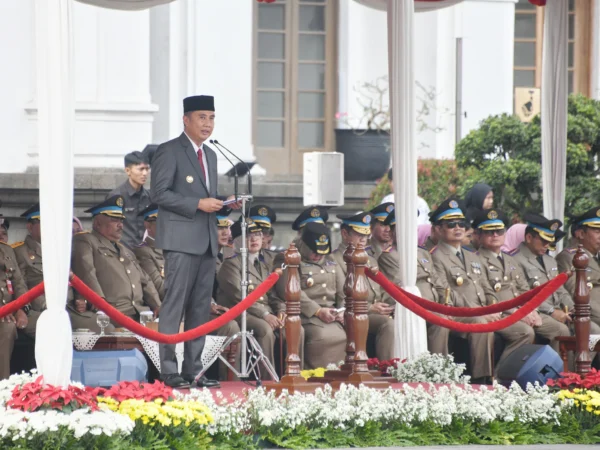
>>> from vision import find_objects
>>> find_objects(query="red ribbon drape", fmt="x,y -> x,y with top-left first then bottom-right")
69,273 -> 279,344
0,282 -> 45,320
366,267 -> 559,317
368,269 -> 568,333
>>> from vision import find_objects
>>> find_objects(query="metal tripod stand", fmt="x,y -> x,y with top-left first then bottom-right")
198,194 -> 279,382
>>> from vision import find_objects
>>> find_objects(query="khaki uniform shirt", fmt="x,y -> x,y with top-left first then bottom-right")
261,248 -> 280,273
478,248 -> 530,311
216,253 -> 281,318
0,242 -> 28,306
557,246 -> 600,304
512,242 -> 573,314
330,242 -> 385,306
132,235 -> 165,301
367,240 -> 390,261
424,237 -> 436,252
109,181 -> 152,249
432,241 -> 498,307
12,235 -> 74,311
273,256 -> 345,325
71,230 -> 160,316
379,246 -> 454,305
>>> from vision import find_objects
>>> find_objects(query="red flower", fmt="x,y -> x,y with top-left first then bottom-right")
101,380 -> 174,402
7,376 -> 98,412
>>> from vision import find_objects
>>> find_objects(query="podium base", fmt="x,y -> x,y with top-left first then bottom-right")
264,376 -> 324,396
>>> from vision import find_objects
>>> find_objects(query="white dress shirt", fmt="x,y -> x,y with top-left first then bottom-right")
184,132 -> 210,191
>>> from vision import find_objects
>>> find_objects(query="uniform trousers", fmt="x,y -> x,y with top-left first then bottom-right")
368,314 -> 395,361
245,315 -> 305,379
303,320 -> 346,369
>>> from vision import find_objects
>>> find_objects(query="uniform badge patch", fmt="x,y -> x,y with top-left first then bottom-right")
116,197 -> 124,207
449,200 -> 458,208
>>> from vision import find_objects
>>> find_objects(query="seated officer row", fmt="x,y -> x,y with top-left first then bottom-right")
1,194 -> 594,383
0,198 -> 397,380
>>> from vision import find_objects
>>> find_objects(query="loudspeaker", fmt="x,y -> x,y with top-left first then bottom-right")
303,152 -> 344,207
496,344 -> 563,389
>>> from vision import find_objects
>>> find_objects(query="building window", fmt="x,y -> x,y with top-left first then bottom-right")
254,0 -> 336,175
513,0 -> 591,96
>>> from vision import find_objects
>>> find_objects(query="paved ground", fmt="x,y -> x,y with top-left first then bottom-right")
317,447 -> 598,450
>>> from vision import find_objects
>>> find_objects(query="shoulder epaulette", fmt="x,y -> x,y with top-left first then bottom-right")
10,241 -> 24,249
0,241 -> 12,247
134,242 -> 148,248
418,245 -> 426,250
429,245 -> 437,254
74,231 -> 90,236
507,248 -> 519,256
566,247 -> 577,254
382,247 -> 392,253
463,246 -> 476,253
331,248 -> 340,254
226,253 -> 239,260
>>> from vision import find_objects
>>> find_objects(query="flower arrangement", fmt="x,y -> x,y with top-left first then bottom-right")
388,352 -> 470,384
547,369 -> 600,391
367,357 -> 403,375
300,367 -> 326,380
6,375 -> 99,412
94,379 -> 174,402
3,370 -> 600,448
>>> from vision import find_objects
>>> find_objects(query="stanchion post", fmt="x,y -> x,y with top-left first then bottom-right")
340,244 -> 356,371
573,245 -> 592,375
342,244 -> 389,389
265,243 -> 323,395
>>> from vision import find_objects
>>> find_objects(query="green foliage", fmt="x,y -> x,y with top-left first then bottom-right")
455,94 -> 600,220
366,173 -> 391,210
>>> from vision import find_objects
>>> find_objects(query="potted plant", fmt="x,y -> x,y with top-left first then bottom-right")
336,76 -> 391,182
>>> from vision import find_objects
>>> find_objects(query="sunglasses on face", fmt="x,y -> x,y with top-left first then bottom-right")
481,229 -> 506,236
444,221 -> 467,229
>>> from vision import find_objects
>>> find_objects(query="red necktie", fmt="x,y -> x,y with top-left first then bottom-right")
197,146 -> 206,181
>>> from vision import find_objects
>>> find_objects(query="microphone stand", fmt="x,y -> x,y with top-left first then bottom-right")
198,141 -> 278,382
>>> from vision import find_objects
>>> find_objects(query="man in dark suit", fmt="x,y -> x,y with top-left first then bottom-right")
151,95 -> 234,389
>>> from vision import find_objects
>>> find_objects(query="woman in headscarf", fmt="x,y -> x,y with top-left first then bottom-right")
464,183 -> 494,219
501,223 -> 527,253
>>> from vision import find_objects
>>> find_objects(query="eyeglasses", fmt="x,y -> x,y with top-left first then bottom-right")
444,221 -> 467,229
481,229 -> 506,236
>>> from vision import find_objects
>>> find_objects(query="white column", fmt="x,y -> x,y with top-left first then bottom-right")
337,1 -> 388,129
457,0 -> 517,139
388,0 -> 428,359
0,0 -> 35,173
26,1 -> 157,169
541,0 -> 568,235
34,0 -> 74,387
591,0 -> 600,100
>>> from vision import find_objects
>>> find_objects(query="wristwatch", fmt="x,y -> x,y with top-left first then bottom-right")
21,305 -> 31,315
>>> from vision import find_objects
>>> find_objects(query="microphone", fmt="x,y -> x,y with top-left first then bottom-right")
211,140 -> 253,195
209,139 -> 238,198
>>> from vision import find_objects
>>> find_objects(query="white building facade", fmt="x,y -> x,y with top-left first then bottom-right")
1,0 -> 599,175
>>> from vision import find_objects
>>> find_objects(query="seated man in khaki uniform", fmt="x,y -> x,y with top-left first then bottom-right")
274,222 -> 346,369
12,203 -> 77,337
248,204 -> 280,273
273,206 -> 330,270
367,203 -> 394,260
217,219 -> 298,377
378,209 -> 450,355
135,204 -> 240,380
331,211 -> 395,360
0,228 -> 29,379
512,213 -> 600,337
430,198 -> 496,384
556,207 -> 600,329
70,195 -> 160,331
472,209 -> 567,357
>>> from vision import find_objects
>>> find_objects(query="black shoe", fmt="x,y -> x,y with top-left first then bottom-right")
183,374 -> 221,389
472,376 -> 493,385
160,374 -> 190,389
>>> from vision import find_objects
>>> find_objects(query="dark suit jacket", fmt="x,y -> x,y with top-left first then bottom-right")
151,133 -> 219,256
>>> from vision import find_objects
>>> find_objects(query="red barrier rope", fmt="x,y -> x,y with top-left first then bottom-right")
0,282 -> 45,320
366,268 -> 556,317
70,272 -> 279,344
368,269 -> 568,333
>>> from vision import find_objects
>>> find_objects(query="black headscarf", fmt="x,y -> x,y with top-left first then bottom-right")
465,183 -> 492,218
